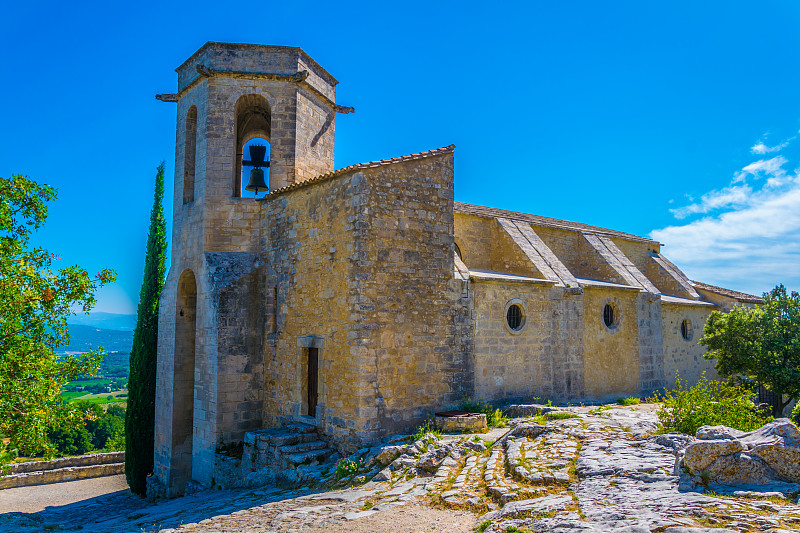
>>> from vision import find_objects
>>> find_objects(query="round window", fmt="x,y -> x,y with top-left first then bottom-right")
681,319 -> 693,341
507,304 -> 523,331
603,302 -> 620,330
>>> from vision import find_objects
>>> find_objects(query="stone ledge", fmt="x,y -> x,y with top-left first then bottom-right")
0,462 -> 124,489
5,451 -> 125,475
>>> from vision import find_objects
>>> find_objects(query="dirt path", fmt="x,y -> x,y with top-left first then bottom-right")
305,503 -> 474,533
0,474 -> 129,514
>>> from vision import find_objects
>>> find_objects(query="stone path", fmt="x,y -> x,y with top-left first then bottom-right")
3,404 -> 800,532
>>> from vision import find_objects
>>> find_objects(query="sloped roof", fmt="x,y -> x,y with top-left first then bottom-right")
454,202 -> 659,245
267,145 -> 456,198
690,281 -> 764,304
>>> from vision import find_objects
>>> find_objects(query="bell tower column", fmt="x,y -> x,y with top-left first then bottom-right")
152,42 -> 351,497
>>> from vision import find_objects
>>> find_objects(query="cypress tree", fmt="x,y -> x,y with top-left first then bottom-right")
125,162 -> 167,495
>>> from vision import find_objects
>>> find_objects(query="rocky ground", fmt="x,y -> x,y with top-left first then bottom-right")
2,403 -> 800,533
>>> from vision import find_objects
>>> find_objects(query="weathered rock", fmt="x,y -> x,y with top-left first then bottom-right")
651,433 -> 694,451
373,445 -> 404,466
683,439 -> 744,473
371,467 -> 391,481
480,495 -> 572,520
696,425 -> 746,440
752,444 -> 800,481
514,422 -> 547,438
417,447 -> 448,472
464,437 -> 487,452
703,452 -> 778,485
680,419 -> 800,494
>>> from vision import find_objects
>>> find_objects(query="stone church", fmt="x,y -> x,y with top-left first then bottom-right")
151,42 -> 762,496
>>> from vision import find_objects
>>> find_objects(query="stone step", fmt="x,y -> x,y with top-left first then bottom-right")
285,423 -> 317,434
286,448 -> 332,467
271,431 -> 319,447
279,440 -> 329,455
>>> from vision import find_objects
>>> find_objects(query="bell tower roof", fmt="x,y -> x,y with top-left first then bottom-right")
174,42 -> 338,94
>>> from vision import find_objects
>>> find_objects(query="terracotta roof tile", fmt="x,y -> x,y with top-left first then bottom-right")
690,281 -> 764,304
266,145 -> 455,198
454,202 -> 659,245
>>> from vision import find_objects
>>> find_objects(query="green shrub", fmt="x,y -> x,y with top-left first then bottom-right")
617,397 -> 640,406
413,418 -> 442,441
656,373 -> 773,435
546,412 -> 579,420
334,457 -> 363,479
459,398 -> 510,428
791,403 -> 800,425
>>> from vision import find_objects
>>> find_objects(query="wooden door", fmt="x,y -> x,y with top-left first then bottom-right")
308,347 -> 318,417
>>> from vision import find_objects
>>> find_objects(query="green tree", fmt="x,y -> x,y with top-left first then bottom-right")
125,163 -> 167,495
0,175 -> 115,467
701,284 -> 800,417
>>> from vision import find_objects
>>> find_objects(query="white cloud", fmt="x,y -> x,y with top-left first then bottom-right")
651,151 -> 800,295
750,138 -> 792,154
733,155 -> 787,183
670,185 -> 751,219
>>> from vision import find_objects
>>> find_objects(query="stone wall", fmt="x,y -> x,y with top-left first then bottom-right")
0,452 -> 125,489
661,302 -> 718,385
260,170 -> 361,446
358,153 -> 472,442
581,287 -> 641,400
454,215 -> 542,278
472,282 -> 584,403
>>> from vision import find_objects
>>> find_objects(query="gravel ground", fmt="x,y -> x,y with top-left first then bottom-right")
304,503 -> 474,533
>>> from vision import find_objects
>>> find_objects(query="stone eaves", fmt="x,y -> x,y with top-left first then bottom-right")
690,280 -> 764,304
264,145 -> 456,199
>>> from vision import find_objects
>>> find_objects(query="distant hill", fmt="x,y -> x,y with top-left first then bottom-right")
68,312 -> 137,331
66,325 -> 134,353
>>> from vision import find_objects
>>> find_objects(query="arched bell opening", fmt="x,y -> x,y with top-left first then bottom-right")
234,94 -> 271,198
183,106 -> 197,204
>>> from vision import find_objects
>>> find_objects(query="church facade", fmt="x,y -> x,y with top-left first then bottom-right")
151,42 -> 762,496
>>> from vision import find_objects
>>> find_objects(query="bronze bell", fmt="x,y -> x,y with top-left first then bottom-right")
243,144 -> 270,194
246,168 -> 268,193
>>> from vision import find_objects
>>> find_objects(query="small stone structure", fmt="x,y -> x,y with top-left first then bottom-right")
434,411 -> 487,432
151,41 -> 765,497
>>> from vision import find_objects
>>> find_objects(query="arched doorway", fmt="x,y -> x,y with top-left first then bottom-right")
171,269 -> 196,494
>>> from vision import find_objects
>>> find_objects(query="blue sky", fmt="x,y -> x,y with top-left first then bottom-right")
2,1 -> 799,314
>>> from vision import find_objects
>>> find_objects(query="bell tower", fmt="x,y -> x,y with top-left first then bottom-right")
157,42 -> 351,253
152,43 -> 352,498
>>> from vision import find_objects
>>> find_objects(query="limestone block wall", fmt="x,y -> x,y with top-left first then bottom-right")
358,154 -> 473,442
260,171 -> 361,447
534,227 -> 620,284
472,282 -> 584,403
454,214 -> 543,278
637,293 -> 666,395
661,303 -> 718,385
206,252 -> 265,445
294,89 -> 335,183
581,287 -> 641,400
610,237 -> 656,279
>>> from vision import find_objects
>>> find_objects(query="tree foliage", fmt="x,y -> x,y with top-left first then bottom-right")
701,284 -> 800,416
0,175 -> 115,467
48,402 -> 125,456
125,163 -> 167,495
